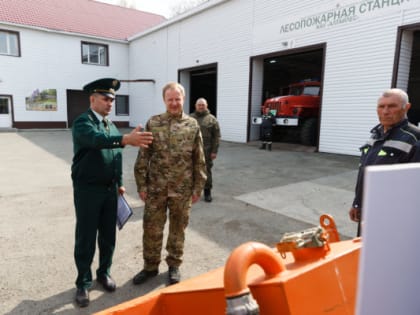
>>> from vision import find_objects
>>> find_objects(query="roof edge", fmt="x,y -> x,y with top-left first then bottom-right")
0,21 -> 129,43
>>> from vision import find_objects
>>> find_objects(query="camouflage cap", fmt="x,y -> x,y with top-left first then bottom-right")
83,78 -> 120,98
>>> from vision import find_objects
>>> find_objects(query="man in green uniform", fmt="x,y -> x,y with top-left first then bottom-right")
190,98 -> 221,202
72,78 -> 153,307
133,82 -> 207,286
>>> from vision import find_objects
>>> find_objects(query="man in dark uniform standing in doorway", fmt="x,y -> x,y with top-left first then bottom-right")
259,106 -> 275,151
71,78 -> 153,307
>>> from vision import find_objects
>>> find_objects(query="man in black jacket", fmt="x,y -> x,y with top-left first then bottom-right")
349,88 -> 420,236
259,107 -> 275,151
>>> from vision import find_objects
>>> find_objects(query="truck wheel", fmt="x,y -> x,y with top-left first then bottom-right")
300,118 -> 318,146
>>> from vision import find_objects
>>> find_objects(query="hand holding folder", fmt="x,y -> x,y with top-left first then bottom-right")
117,195 -> 133,230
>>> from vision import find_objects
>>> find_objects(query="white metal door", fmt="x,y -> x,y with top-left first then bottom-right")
0,96 -> 12,128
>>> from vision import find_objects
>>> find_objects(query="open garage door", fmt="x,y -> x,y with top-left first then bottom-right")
249,45 -> 325,147
179,64 -> 218,116
407,31 -> 420,124
395,25 -> 420,126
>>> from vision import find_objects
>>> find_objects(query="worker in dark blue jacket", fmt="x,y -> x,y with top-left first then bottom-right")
259,107 -> 276,151
349,88 -> 420,236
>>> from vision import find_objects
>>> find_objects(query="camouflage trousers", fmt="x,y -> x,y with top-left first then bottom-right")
142,193 -> 192,270
204,154 -> 214,190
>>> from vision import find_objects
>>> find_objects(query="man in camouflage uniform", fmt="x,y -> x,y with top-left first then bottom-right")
133,82 -> 207,285
190,98 -> 221,202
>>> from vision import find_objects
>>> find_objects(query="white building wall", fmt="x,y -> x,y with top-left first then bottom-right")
130,0 -> 254,142
0,24 -> 130,125
254,0 -> 420,155
128,30 -> 171,128
1,0 -> 418,155
318,14 -> 401,155
129,0 -> 420,155
318,4 -> 418,155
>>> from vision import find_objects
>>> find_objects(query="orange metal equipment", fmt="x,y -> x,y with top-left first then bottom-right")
95,215 -> 360,315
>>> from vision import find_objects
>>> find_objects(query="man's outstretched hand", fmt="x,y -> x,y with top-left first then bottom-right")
122,125 -> 153,148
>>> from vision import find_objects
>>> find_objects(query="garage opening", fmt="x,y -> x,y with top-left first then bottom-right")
395,26 -> 420,126
407,31 -> 420,125
249,45 -> 325,147
264,49 -> 324,145
180,65 -> 217,116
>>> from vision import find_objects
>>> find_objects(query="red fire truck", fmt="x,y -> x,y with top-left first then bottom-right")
261,80 -> 321,145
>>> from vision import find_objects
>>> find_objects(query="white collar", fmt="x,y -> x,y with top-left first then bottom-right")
91,108 -> 107,122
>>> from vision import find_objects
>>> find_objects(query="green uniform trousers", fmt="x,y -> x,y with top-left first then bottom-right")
143,194 -> 192,271
73,185 -> 117,289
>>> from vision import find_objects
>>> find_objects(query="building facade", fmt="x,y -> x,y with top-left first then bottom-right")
128,0 -> 420,155
1,0 -> 419,156
0,0 -> 164,129
0,25 -> 131,128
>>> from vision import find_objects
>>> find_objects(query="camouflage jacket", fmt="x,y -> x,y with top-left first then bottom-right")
190,109 -> 221,154
134,111 -> 207,197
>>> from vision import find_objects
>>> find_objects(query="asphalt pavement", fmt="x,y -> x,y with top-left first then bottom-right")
0,129 -> 359,314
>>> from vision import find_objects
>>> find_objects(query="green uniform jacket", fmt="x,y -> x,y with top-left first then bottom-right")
71,109 -> 124,188
134,111 -> 207,197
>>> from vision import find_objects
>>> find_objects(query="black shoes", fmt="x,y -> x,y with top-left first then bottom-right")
260,143 -> 272,150
75,275 -> 114,307
133,269 -> 158,285
75,288 -> 89,308
168,266 -> 181,285
204,189 -> 212,202
97,274 -> 116,292
132,267 -> 180,286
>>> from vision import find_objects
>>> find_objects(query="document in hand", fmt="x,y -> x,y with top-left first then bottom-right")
117,195 -> 133,230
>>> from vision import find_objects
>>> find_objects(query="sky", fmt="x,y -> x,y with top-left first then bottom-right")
97,0 -> 186,18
